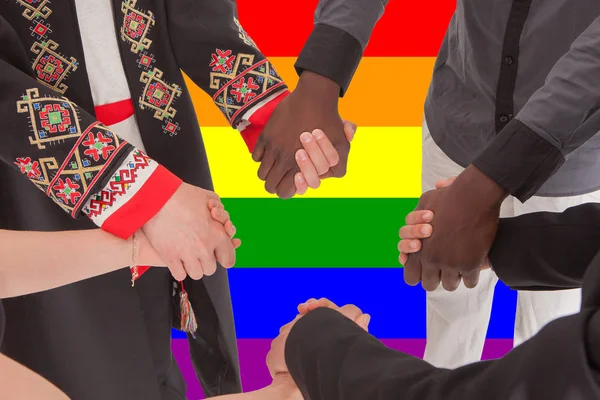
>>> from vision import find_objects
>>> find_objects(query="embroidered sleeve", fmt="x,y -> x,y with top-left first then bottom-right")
1,67 -> 180,239
165,0 -> 289,152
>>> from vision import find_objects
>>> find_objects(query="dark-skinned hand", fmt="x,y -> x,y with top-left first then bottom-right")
403,165 -> 507,291
252,71 -> 349,199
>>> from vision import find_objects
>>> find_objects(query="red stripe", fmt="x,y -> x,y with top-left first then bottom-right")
95,99 -> 135,126
236,0 -> 456,57
240,90 -> 290,152
101,165 -> 182,239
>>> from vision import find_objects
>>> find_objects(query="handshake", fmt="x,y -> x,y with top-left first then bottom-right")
264,298 -> 371,398
135,120 -> 357,282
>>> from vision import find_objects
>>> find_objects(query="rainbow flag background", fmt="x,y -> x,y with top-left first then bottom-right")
171,1 -> 518,397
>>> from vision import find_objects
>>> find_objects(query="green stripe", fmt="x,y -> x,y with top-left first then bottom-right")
223,198 -> 418,267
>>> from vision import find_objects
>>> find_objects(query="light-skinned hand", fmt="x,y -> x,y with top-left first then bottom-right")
266,298 -> 369,378
141,183 -> 236,281
293,121 -> 357,195
398,176 -> 491,275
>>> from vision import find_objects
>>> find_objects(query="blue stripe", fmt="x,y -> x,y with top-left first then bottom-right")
172,268 -> 517,339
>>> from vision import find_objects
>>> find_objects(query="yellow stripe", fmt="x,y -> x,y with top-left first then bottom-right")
203,127 -> 422,198
187,57 -> 435,128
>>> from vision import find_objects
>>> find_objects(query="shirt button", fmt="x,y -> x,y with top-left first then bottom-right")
504,56 -> 514,65
499,115 -> 509,123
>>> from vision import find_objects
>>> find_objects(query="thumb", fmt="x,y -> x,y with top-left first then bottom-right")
343,120 -> 357,142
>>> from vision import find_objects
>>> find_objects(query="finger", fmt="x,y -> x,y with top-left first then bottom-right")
275,169 -> 298,199
298,298 -> 319,314
358,313 -> 371,331
398,239 -> 422,254
214,233 -> 236,270
210,207 -> 230,225
313,129 -> 340,167
339,304 -> 363,321
434,176 -> 458,189
257,151 -> 276,181
265,158 -> 293,195
304,298 -> 339,313
233,238 -> 242,248
196,248 -> 216,277
330,142 -> 349,178
167,260 -> 187,282
343,120 -> 357,142
252,136 -> 267,162
405,210 -> 434,225
462,269 -> 481,288
183,257 -> 204,281
399,224 -> 432,240
403,255 -> 423,286
207,198 -> 223,210
224,220 -> 236,238
441,270 -> 462,292
399,252 -> 409,265
296,149 -> 320,189
421,266 -> 441,291
300,131 -> 331,175
294,172 -> 309,195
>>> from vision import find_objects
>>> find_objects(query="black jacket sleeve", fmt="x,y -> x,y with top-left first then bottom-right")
489,202 -> 600,290
286,307 -> 600,400
165,0 -> 288,129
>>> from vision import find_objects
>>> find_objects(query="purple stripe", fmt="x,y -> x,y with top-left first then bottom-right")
172,338 -> 514,399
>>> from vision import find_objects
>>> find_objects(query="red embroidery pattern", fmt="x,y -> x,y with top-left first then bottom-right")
84,150 -> 153,219
39,103 -> 73,133
53,177 -> 82,205
210,49 -> 236,74
14,157 -> 42,179
82,131 -> 117,162
120,0 -> 181,136
209,53 -> 286,125
231,77 -> 259,103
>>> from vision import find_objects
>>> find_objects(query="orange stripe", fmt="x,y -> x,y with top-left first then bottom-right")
187,57 -> 435,128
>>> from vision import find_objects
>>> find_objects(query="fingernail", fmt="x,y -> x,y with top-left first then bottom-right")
297,150 -> 308,161
296,174 -> 305,184
423,211 -> 433,220
410,241 -> 418,249
300,132 -> 312,143
420,225 -> 431,235
363,314 -> 371,327
313,129 -> 324,139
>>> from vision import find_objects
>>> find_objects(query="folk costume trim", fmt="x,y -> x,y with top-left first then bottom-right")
209,51 -> 286,128
14,88 -> 181,238
120,0 -> 182,136
15,88 -> 129,214
83,149 -> 182,239
14,0 -> 80,94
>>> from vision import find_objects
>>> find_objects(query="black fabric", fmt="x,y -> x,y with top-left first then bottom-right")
286,307 -> 600,400
0,0 -> 291,396
493,0 -> 533,133
472,118 -> 565,202
294,24 -> 362,97
285,201 -> 600,399
490,202 -> 600,290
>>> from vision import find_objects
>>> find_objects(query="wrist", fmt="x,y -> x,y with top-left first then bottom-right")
296,71 -> 340,104
455,165 -> 508,208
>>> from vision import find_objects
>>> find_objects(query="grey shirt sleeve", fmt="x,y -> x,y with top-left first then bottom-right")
295,0 -> 389,96
473,15 -> 600,201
